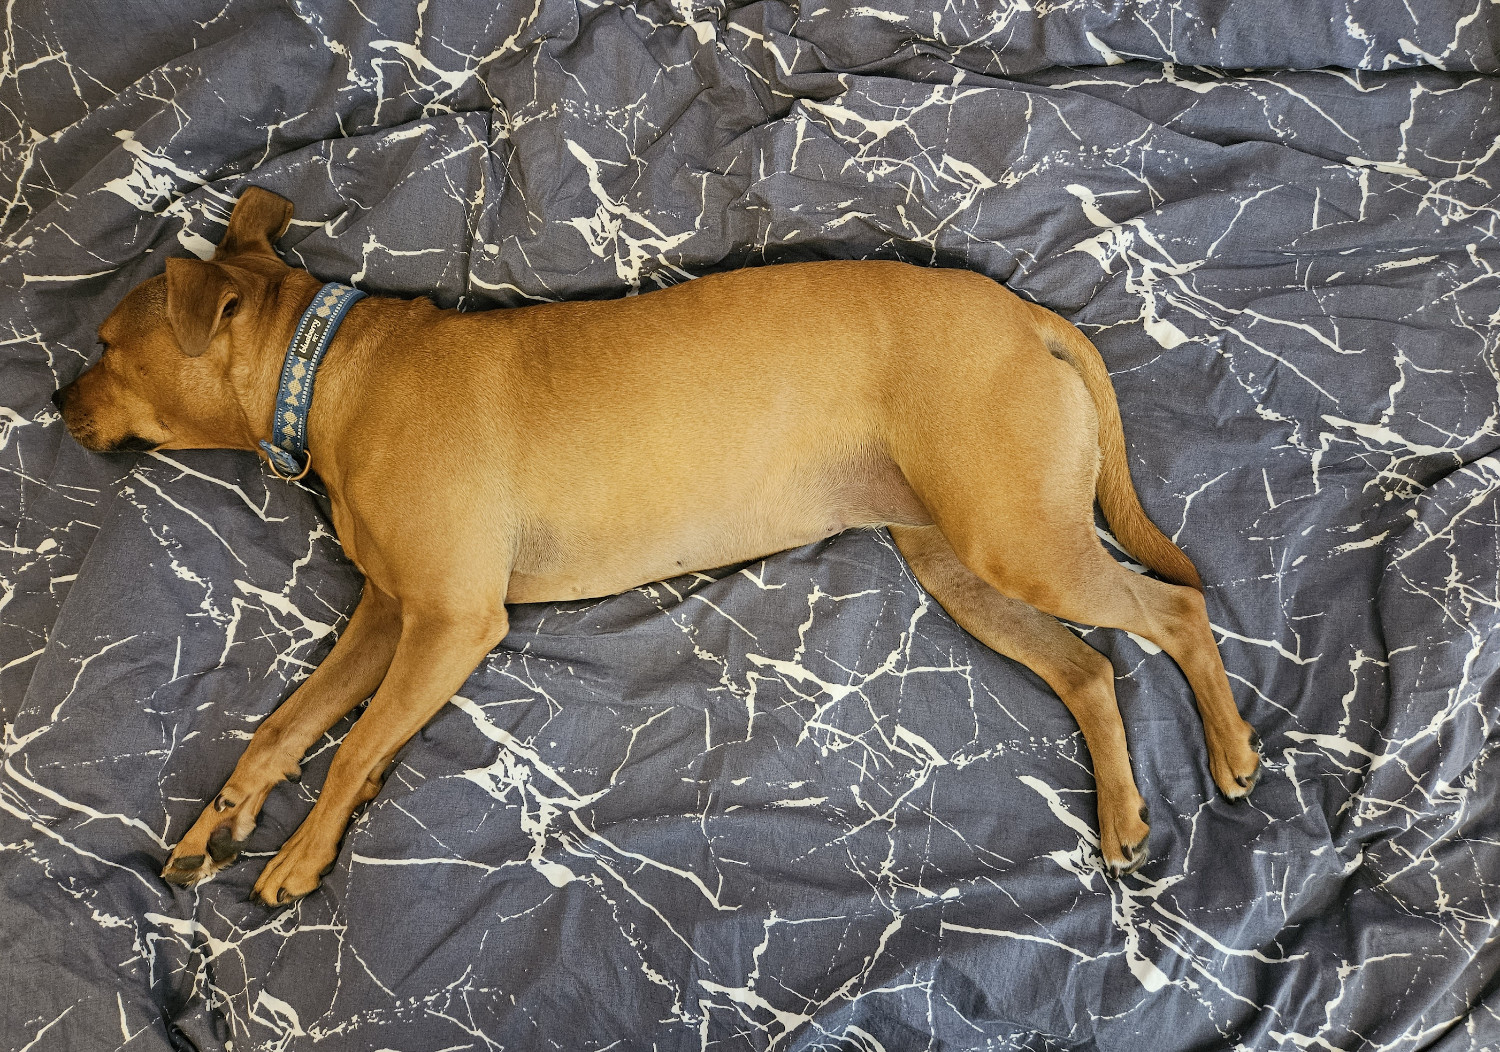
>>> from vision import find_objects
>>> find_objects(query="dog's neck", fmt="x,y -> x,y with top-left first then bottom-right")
235,279 -> 380,494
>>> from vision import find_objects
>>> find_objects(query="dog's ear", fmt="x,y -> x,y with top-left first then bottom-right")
213,186 -> 293,260
166,258 -> 241,357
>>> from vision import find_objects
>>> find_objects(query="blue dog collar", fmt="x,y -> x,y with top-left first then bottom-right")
258,282 -> 366,480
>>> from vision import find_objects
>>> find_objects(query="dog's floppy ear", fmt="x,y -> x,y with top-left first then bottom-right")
213,186 -> 293,260
166,258 -> 241,357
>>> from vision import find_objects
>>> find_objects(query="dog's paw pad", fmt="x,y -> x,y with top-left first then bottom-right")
161,847 -> 219,887
207,825 -> 242,864
162,858 -> 208,886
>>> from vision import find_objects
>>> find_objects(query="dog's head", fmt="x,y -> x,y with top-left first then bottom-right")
54,187 -> 305,454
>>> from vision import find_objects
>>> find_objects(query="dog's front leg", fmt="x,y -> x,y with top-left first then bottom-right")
162,584 -> 402,886
251,602 -> 510,906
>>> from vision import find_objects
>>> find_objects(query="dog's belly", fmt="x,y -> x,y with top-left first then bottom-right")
504,450 -> 931,603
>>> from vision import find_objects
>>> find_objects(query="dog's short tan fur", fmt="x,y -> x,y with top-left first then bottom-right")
56,188 -> 1260,907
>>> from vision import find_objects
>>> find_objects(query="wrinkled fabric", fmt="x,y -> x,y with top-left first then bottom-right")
1,2 -> 1498,1049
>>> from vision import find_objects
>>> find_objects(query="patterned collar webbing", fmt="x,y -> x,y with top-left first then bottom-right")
257,282 -> 366,480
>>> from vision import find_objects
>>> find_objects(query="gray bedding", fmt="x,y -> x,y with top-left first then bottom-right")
2,1 -> 1498,1049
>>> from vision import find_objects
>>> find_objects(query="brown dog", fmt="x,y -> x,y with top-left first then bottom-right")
54,188 -> 1260,906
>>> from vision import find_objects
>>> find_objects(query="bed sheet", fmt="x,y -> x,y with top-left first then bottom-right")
2,2 -> 1498,1049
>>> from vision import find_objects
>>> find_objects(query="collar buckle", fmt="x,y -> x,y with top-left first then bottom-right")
259,440 -> 311,481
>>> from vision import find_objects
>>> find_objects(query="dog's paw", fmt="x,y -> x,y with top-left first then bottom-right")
1100,801 -> 1151,879
162,822 -> 247,885
1211,726 -> 1263,802
252,823 -> 336,908
160,785 -> 268,887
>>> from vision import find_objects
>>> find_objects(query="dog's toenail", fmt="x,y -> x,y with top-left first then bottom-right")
1250,730 -> 1263,752
170,854 -> 205,871
1139,805 -> 1150,825
214,794 -> 235,812
207,826 -> 239,863
1236,773 -> 1250,787
277,888 -> 288,904
285,769 -> 301,783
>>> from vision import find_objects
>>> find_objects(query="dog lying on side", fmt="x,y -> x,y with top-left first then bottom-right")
54,188 -> 1261,907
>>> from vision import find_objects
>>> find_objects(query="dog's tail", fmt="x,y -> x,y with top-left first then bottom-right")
1032,306 -> 1203,590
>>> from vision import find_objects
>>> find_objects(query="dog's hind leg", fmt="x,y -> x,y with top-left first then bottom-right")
251,600 -> 510,906
891,525 -> 1151,876
938,503 -> 1261,806
162,583 -> 402,886
896,344 -> 1259,813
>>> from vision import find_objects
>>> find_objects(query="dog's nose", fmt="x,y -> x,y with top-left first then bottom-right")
51,387 -> 66,409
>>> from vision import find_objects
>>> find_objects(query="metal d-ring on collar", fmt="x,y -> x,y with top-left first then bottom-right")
258,282 -> 366,481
